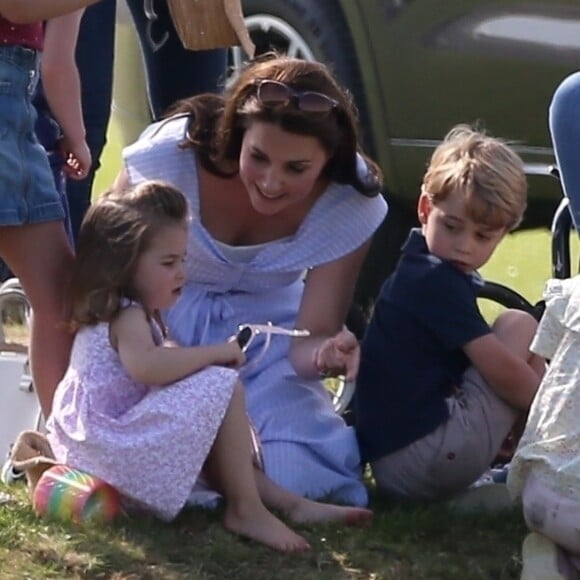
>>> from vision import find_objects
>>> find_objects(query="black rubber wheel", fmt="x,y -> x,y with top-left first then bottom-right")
477,281 -> 542,319
354,198 -> 418,314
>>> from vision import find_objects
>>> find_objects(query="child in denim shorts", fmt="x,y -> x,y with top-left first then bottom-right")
355,125 -> 546,501
0,1 -> 100,416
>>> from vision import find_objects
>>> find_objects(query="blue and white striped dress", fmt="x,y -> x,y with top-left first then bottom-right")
124,116 -> 388,506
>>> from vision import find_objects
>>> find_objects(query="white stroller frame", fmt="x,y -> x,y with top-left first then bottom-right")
0,278 -> 42,460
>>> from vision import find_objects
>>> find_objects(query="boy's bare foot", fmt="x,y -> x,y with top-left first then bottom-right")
286,497 -> 373,526
224,503 -> 311,552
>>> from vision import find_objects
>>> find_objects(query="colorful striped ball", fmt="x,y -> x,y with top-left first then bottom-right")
33,464 -> 120,524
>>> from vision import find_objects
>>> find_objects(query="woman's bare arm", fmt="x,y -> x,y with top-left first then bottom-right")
289,241 -> 370,380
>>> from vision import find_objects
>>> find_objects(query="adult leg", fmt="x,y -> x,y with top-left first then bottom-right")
549,72 -> 580,230
0,222 -> 74,417
252,469 -> 372,526
125,0 -> 227,119
67,0 -> 117,243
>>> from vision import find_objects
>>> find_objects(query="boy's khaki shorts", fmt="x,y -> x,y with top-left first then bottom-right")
371,368 -> 518,500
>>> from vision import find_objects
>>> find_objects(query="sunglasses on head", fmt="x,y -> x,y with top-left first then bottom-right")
254,79 -> 339,115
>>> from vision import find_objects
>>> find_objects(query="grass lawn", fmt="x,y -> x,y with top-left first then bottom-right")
0,226 -> 558,580
0,481 -> 527,579
1,126 -> 575,579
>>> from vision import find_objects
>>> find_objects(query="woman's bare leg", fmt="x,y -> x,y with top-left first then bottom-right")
204,382 -> 310,552
253,469 -> 373,526
0,222 -> 74,417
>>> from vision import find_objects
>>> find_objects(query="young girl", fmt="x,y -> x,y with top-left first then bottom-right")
46,181 -> 372,552
507,275 -> 580,579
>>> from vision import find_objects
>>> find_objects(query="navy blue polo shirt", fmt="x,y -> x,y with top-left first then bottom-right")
355,229 -> 491,462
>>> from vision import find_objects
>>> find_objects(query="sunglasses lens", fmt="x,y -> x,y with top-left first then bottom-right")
257,80 -> 337,114
298,92 -> 335,113
257,81 -> 291,105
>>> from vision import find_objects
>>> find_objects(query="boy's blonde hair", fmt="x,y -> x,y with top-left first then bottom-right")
421,124 -> 527,230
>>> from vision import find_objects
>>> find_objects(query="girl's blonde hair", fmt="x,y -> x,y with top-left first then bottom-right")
69,180 -> 189,329
422,124 -> 527,230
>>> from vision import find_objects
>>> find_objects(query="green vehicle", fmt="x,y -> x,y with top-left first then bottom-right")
237,0 -> 580,309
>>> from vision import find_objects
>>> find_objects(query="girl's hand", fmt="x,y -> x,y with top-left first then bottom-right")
59,136 -> 92,180
216,340 -> 246,369
312,328 -> 360,381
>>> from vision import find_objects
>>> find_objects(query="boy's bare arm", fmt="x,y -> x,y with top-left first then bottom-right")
42,10 -> 91,177
464,333 -> 541,410
0,0 -> 100,23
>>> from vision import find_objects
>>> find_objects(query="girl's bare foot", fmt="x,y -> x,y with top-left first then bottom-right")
224,503 -> 311,552
286,497 -> 373,526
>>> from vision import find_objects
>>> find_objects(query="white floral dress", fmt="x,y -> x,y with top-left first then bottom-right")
508,276 -> 580,502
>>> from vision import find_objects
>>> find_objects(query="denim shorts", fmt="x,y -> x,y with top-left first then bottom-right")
0,45 -> 65,226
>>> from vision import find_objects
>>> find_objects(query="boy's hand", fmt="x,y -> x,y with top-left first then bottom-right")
313,328 -> 360,381
59,136 -> 92,180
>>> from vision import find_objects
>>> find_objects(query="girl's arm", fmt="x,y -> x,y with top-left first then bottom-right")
42,10 -> 91,179
0,0 -> 100,23
289,241 -> 370,381
111,306 -> 245,386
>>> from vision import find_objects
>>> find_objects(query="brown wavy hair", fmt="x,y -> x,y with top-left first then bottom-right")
68,180 -> 189,329
165,52 -> 382,194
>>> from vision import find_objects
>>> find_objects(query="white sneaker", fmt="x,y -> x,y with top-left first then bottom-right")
0,458 -> 25,486
520,533 -> 566,580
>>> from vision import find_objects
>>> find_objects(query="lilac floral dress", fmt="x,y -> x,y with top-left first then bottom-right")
46,304 -> 238,521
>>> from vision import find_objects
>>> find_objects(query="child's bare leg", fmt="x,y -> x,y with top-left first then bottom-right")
492,309 -> 544,455
204,381 -> 310,552
493,309 -> 545,377
0,223 -> 74,417
253,469 -> 373,526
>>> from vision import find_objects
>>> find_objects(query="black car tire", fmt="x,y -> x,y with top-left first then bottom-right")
241,0 -> 369,137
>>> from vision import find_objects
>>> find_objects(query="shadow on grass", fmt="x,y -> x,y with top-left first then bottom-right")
0,485 -> 527,579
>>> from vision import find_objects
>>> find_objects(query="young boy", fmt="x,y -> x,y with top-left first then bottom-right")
354,124 -> 545,500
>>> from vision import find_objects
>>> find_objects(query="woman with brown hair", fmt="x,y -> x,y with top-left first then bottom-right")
114,53 -> 388,506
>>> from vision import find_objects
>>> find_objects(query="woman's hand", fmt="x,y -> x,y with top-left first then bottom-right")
312,328 -> 360,381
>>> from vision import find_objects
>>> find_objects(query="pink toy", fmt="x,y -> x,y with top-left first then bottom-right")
33,464 -> 120,524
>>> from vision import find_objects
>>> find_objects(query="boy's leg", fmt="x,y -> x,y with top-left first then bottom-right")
0,222 -> 74,417
491,309 -> 545,458
549,72 -> 580,230
491,309 -> 545,378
